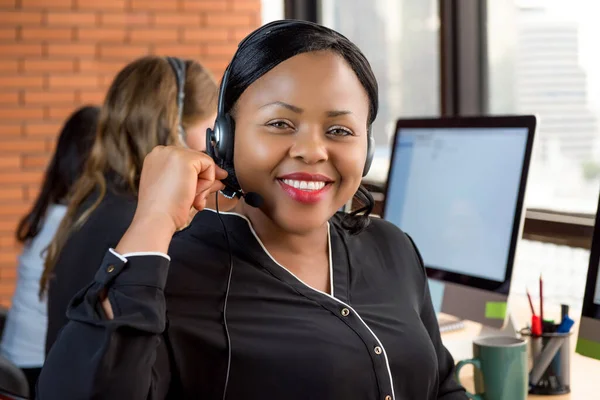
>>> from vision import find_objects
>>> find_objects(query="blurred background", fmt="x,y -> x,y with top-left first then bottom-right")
1,0 -> 598,312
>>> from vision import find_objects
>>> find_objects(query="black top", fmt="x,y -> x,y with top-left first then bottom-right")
38,210 -> 467,400
45,188 -> 137,354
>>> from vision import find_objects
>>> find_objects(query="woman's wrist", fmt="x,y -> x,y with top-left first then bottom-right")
115,211 -> 176,255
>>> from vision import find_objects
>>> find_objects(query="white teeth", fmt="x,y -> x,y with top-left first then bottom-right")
282,179 -> 326,191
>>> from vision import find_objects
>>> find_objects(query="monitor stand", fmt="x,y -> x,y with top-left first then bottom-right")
442,313 -> 520,362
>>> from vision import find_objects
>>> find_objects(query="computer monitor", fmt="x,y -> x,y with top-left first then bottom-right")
576,194 -> 600,360
382,116 -> 536,329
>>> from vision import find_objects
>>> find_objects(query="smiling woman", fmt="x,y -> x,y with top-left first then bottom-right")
37,20 -> 468,400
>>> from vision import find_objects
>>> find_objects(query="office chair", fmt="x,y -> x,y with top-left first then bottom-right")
0,356 -> 29,400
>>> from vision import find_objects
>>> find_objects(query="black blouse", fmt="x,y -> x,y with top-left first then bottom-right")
38,210 -> 467,400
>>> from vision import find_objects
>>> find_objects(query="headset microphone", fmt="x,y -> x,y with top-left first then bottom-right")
242,191 -> 264,208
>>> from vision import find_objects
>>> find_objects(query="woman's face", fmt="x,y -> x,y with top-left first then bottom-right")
233,50 -> 370,234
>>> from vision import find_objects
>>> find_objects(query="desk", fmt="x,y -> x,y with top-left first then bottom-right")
441,296 -> 599,399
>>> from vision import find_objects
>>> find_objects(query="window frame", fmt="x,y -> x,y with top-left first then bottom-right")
288,0 -> 597,249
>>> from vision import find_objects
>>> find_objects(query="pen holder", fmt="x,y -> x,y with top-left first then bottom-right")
519,329 -> 572,395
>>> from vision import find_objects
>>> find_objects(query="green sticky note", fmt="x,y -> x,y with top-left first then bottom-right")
576,338 -> 600,361
485,302 -> 507,320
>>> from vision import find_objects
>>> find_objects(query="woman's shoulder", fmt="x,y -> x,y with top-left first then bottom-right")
332,213 -> 424,272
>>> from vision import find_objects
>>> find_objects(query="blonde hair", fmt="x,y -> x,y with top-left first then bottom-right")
41,56 -> 218,295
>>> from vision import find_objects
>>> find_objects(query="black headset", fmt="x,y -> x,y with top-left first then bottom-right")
166,56 -> 187,145
206,19 -> 376,200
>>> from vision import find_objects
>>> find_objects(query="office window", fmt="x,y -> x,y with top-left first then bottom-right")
320,0 -> 440,183
488,0 -> 600,214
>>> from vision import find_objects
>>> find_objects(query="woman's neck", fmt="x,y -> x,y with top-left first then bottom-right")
235,201 -> 328,257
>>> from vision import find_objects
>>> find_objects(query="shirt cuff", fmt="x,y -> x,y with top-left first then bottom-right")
109,247 -> 171,262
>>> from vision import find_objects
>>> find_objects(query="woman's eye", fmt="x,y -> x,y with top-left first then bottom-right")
327,126 -> 353,136
267,120 -> 292,129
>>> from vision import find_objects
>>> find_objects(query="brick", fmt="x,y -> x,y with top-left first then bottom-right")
0,43 -> 43,56
48,43 -> 97,57
24,91 -> 75,104
129,28 -> 178,43
0,188 -> 23,202
0,107 -> 44,120
154,13 -> 201,27
98,44 -> 149,60
99,12 -> 150,26
130,0 -> 178,11
75,0 -> 125,10
183,28 -> 228,43
205,43 -> 238,57
0,60 -> 19,73
0,220 -> 18,233
0,28 -> 17,41
0,235 -> 19,248
0,92 -> 19,105
0,0 -> 17,7
21,28 -> 73,41
23,59 -> 75,73
47,12 -> 96,26
0,11 -> 43,26
0,252 -> 18,265
48,75 -> 99,89
231,26 -> 254,42
154,44 -> 202,57
77,89 -> 106,104
77,27 -> 126,42
181,0 -> 227,11
0,267 -> 17,281
0,76 -> 44,89
205,13 -> 253,27
25,123 -> 62,136
22,0 -> 73,8
22,154 -> 50,169
0,140 -> 46,153
0,156 -> 20,169
77,59 -> 123,74
0,123 -> 22,136
47,106 -> 77,120
0,204 -> 30,217
231,0 -> 261,12
203,58 -> 229,76
25,184 -> 41,201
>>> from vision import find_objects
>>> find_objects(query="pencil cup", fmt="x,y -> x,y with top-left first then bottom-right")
520,329 -> 572,395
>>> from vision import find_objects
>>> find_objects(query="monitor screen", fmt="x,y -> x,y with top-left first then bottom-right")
384,125 -> 529,283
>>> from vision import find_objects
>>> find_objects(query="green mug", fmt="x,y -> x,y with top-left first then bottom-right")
455,336 -> 528,400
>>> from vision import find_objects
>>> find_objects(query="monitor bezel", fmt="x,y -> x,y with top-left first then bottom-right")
382,115 -> 537,294
581,192 -> 600,320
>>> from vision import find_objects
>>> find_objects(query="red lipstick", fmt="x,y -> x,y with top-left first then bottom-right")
277,172 -> 334,204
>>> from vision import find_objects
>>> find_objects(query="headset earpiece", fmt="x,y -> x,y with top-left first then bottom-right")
363,127 -> 375,177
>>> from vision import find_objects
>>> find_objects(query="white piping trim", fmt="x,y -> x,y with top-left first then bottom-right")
204,208 -> 395,398
109,248 -> 171,262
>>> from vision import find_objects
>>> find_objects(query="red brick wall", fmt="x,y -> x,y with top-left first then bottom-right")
0,0 -> 262,306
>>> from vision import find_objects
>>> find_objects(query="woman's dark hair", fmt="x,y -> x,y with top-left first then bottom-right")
225,20 -> 379,234
16,105 -> 100,243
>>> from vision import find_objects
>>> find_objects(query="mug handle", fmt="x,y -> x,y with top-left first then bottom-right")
455,358 -> 484,400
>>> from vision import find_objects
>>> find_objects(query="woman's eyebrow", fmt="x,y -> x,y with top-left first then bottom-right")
260,101 -> 353,118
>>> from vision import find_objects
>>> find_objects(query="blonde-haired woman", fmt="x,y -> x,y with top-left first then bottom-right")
43,56 -> 228,353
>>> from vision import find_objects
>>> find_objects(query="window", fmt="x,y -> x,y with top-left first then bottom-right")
320,0 -> 441,184
488,0 -> 600,215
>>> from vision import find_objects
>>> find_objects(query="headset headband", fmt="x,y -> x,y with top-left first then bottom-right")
166,56 -> 187,142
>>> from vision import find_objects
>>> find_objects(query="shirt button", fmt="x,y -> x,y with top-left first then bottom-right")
107,265 -> 115,273
385,396 -> 392,400
374,346 -> 382,355
341,308 -> 350,317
